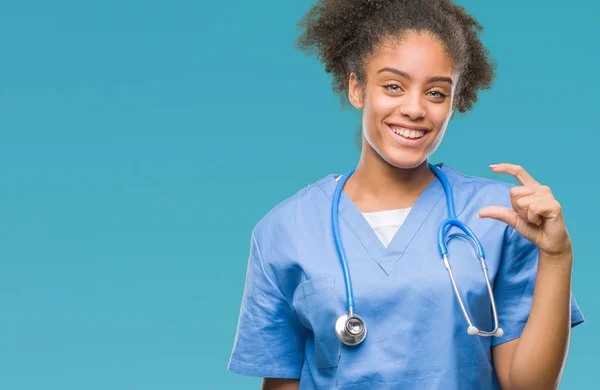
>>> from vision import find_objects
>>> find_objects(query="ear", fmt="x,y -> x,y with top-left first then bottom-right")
348,72 -> 364,109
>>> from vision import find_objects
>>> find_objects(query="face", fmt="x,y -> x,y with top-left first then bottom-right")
349,31 -> 458,169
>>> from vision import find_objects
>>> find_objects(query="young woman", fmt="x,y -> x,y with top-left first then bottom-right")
227,0 -> 584,388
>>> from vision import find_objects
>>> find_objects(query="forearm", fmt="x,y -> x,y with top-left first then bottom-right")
508,251 -> 573,389
261,378 -> 300,390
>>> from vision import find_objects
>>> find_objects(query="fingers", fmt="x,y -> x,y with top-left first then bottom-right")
523,199 -> 562,227
526,204 -> 543,226
490,163 -> 540,186
514,190 -> 559,225
490,164 -> 553,226
482,163 -> 558,227
530,199 -> 562,221
509,186 -> 536,213
477,205 -> 519,228
478,202 -> 542,228
482,188 -> 559,227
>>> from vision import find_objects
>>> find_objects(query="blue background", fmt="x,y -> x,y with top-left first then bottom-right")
0,0 -> 597,388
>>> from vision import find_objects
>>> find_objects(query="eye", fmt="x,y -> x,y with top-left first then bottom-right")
384,84 -> 403,93
428,90 -> 448,99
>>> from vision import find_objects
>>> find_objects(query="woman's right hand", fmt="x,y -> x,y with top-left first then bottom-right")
261,378 -> 300,390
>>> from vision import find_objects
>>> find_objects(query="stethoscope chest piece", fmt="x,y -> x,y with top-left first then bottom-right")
331,164 -> 505,344
335,313 -> 367,346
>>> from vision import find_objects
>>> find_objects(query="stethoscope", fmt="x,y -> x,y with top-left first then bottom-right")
331,163 -> 504,346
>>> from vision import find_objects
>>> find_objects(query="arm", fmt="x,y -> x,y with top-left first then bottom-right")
262,378 -> 300,390
493,251 -> 573,389
227,231 -> 308,382
479,164 -> 577,390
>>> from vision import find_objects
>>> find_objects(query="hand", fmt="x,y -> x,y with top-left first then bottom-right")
477,163 -> 572,258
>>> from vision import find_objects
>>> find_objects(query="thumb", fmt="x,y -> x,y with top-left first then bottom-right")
477,205 -> 518,228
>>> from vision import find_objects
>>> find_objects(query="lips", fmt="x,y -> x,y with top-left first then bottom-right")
389,125 -> 426,139
386,122 -> 430,132
386,123 -> 430,147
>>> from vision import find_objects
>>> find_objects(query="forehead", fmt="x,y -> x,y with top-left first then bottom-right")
366,32 -> 455,78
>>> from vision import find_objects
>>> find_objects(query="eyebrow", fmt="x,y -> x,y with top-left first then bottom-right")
376,67 -> 453,85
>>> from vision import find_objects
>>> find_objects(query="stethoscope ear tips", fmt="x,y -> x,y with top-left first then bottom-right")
467,325 -> 504,337
467,325 -> 479,335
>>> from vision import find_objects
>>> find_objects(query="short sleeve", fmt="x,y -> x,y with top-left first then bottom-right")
491,227 -> 585,348
227,230 -> 308,378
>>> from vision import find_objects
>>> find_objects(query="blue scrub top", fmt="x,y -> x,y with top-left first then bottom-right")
227,163 -> 584,389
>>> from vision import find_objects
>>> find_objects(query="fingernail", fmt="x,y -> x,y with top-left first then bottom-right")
489,164 -> 499,168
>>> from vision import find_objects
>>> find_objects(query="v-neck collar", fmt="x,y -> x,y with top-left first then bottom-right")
317,163 -> 456,275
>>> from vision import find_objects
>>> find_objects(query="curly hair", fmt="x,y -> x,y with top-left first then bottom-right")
295,0 -> 496,114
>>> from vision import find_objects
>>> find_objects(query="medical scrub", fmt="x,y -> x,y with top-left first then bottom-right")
227,163 -> 584,389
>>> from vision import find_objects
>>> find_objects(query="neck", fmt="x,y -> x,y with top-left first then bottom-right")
344,146 -> 435,213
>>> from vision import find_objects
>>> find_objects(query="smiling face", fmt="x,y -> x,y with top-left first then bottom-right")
349,31 -> 458,169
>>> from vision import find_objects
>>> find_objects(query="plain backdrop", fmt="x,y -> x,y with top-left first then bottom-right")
0,0 -> 597,388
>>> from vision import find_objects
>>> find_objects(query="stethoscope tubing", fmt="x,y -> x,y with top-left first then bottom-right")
332,165 -> 357,311
332,163 -> 502,341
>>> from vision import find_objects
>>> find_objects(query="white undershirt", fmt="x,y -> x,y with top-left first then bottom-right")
361,208 -> 411,248
334,174 -> 411,248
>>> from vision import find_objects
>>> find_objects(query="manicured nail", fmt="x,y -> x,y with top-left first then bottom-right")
489,164 -> 499,168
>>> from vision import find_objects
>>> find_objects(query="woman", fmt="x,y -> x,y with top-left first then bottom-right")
227,0 -> 584,389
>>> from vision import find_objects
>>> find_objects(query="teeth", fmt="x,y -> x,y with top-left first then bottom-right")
391,126 -> 425,139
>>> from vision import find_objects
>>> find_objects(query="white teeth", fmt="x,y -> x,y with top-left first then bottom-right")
391,126 -> 425,139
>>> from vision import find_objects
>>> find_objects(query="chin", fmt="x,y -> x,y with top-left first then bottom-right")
363,130 -> 437,170
386,157 -> 428,170
380,147 -> 430,170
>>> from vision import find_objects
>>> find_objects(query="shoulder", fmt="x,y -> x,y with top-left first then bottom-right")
441,163 -> 515,207
247,173 -> 335,298
251,172 -> 335,245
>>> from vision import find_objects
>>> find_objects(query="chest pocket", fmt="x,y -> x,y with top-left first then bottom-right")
292,275 -> 342,369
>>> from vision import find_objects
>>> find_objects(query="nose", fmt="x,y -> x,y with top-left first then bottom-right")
400,93 -> 426,120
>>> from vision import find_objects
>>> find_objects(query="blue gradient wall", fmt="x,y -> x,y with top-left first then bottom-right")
0,1 -> 596,388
